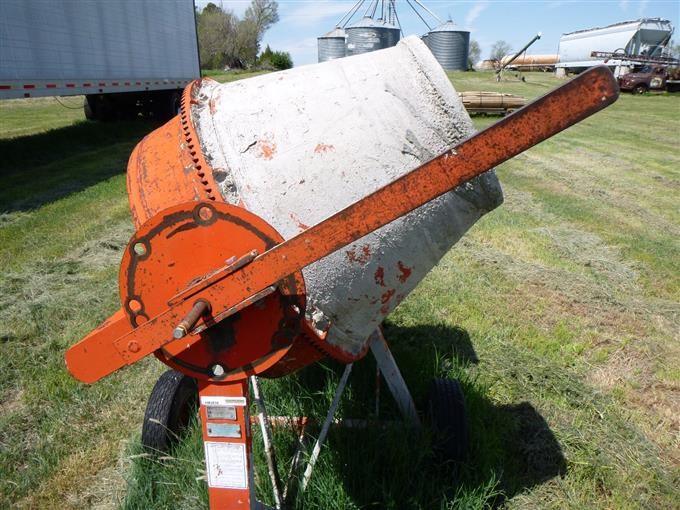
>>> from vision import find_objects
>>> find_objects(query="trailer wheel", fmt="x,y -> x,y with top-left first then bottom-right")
426,378 -> 469,462
141,369 -> 198,452
153,91 -> 181,121
84,96 -> 97,120
633,84 -> 647,95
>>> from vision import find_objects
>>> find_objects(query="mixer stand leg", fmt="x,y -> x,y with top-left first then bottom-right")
298,327 -> 420,494
369,328 -> 421,428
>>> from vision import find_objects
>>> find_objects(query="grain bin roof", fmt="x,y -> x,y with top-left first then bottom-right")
320,27 -> 346,39
430,20 -> 467,33
348,16 -> 398,30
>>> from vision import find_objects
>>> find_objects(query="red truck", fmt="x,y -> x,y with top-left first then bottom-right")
617,65 -> 680,94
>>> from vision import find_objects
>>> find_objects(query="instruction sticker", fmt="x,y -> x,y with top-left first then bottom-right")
204,442 -> 248,489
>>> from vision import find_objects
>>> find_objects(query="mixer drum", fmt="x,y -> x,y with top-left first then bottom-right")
127,36 -> 503,372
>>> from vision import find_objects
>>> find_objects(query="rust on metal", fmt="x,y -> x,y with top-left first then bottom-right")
173,299 -> 211,339
168,249 -> 259,306
126,79 -> 220,229
65,66 -> 618,384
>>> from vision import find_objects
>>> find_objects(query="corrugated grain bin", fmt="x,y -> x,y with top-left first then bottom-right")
129,36 -> 503,365
428,20 -> 470,70
318,27 -> 347,62
346,16 -> 400,56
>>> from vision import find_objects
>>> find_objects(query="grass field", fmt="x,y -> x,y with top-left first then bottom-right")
1,69 -> 678,509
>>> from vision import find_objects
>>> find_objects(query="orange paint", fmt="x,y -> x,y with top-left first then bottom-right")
314,143 -> 335,154
346,244 -> 371,264
380,288 -> 395,304
289,212 -> 310,231
374,266 -> 385,287
258,141 -> 276,160
397,261 -> 412,283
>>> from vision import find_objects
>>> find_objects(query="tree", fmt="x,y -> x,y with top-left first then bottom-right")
197,4 -> 240,69
490,40 -> 512,63
259,45 -> 293,70
468,40 -> 481,69
245,0 -> 279,35
243,0 -> 279,59
196,0 -> 280,70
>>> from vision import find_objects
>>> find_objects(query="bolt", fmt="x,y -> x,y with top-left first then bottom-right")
128,299 -> 142,313
172,300 -> 211,339
198,205 -> 213,221
127,341 -> 140,353
211,364 -> 225,377
133,242 -> 147,256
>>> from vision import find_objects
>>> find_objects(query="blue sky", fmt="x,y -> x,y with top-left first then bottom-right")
197,1 -> 680,66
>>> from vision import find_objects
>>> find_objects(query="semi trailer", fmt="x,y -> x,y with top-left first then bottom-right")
0,0 -> 200,121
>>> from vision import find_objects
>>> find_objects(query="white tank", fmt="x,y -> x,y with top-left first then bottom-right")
191,37 -> 503,358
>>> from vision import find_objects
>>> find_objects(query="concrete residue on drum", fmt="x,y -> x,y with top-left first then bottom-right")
192,36 -> 503,358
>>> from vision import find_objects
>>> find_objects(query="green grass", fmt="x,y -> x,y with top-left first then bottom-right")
201,68 -> 272,83
1,71 -> 679,508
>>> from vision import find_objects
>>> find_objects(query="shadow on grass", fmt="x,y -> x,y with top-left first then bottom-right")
309,322 -> 566,508
0,118 -> 160,213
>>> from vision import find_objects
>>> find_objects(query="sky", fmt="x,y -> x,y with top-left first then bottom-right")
196,0 -> 680,66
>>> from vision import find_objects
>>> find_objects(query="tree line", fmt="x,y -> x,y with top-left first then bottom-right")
197,0 -> 292,70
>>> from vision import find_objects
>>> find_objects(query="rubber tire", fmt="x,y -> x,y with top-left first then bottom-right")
84,96 -> 97,120
427,378 -> 469,462
141,369 -> 198,452
633,84 -> 647,95
153,91 -> 180,121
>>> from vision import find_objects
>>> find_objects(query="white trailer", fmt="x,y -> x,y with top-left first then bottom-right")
555,18 -> 674,73
0,0 -> 200,120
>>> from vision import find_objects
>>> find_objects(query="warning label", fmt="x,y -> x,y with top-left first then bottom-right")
204,442 -> 248,489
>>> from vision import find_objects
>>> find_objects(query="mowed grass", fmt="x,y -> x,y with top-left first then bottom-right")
1,70 -> 678,509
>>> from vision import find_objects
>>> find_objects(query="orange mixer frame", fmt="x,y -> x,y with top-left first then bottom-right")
64,67 -> 618,508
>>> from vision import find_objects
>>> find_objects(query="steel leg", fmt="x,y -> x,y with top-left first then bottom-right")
368,329 -> 421,429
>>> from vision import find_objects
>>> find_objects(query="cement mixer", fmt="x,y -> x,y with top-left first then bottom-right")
64,37 -> 618,509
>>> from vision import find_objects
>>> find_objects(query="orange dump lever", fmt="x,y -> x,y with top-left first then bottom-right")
65,66 -> 619,384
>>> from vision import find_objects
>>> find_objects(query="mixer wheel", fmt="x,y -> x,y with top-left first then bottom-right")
141,369 -> 198,452
426,378 -> 469,462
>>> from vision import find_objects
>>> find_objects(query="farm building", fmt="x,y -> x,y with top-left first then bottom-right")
555,18 -> 674,72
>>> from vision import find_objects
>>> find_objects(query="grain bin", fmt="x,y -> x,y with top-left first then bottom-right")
346,16 -> 400,56
318,27 -> 347,62
421,33 -> 430,47
428,20 -> 470,70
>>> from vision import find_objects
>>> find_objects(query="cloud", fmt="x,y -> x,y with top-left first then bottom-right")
282,1 -> 357,28
464,1 -> 489,29
637,0 -> 649,16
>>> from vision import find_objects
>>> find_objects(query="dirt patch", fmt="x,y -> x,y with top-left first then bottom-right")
65,229 -> 131,270
0,388 -> 25,415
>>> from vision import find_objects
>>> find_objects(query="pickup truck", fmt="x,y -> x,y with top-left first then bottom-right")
617,65 -> 680,94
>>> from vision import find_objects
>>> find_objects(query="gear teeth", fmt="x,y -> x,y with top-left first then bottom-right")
179,80 -> 219,201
